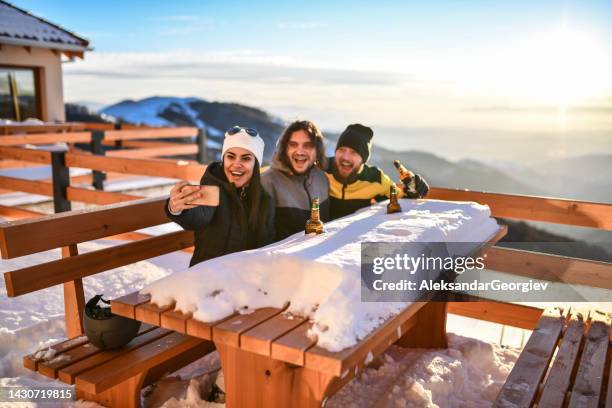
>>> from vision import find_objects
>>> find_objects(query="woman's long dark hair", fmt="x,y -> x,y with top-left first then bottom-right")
245,160 -> 272,240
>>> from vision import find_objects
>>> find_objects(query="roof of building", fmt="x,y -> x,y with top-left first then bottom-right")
0,0 -> 90,52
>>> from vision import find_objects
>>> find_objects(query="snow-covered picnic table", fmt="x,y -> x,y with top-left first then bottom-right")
141,198 -> 500,351
112,198 -> 505,407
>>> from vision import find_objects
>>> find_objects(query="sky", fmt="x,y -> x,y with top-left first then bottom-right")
12,0 -> 612,140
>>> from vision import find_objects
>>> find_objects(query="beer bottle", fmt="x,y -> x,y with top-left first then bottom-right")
305,197 -> 324,234
393,160 -> 417,197
387,185 -> 402,214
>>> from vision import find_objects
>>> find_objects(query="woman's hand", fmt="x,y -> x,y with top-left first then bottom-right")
168,181 -> 202,213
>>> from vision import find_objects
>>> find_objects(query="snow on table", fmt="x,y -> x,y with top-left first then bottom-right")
142,199 -> 500,352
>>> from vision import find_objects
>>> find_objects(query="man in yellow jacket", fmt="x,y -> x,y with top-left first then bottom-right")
325,124 -> 429,220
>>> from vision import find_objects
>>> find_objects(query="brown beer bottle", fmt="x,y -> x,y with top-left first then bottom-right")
387,185 -> 402,214
393,160 -> 417,197
305,197 -> 324,234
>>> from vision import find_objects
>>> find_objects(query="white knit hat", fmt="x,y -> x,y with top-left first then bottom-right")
222,127 -> 265,164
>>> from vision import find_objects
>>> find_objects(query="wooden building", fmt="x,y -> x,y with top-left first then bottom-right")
0,0 -> 90,122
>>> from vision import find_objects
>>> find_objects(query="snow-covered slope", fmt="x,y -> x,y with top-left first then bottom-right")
100,97 -> 285,161
101,97 -> 205,128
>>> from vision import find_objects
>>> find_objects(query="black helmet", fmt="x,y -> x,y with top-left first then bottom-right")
83,294 -> 141,350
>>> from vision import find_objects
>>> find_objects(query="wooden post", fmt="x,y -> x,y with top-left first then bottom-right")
90,130 -> 106,190
50,151 -> 85,337
395,301 -> 448,349
196,127 -> 207,164
50,150 -> 71,213
62,245 -> 85,338
114,122 -> 123,149
216,343 -> 336,408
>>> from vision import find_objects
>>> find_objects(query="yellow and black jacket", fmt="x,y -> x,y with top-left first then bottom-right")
325,160 -> 402,220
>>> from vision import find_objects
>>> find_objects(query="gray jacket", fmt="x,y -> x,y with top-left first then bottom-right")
261,153 -> 330,241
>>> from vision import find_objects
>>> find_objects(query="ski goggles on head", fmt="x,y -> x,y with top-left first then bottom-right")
226,126 -> 259,137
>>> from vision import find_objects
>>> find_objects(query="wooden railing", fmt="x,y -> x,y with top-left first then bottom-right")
0,125 -> 217,182
428,187 -> 612,230
428,187 -> 612,328
0,124 -> 212,204
0,149 -> 205,209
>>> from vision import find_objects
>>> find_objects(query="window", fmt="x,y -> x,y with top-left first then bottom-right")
0,67 -> 40,121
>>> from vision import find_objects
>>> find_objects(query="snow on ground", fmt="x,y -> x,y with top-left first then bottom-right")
327,334 -> 519,408
143,199 -> 500,352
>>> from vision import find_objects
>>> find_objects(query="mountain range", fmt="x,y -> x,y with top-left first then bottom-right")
96,97 -> 550,196
67,97 -> 611,256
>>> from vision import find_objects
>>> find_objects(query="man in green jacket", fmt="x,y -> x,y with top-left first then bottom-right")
325,124 -> 430,219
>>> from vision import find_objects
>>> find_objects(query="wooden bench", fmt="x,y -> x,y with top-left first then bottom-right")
112,225 -> 507,408
0,197 -> 215,408
494,306 -> 612,408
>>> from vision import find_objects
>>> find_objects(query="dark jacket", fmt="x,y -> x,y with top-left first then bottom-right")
325,159 -> 400,220
165,162 -> 275,267
261,153 -> 329,241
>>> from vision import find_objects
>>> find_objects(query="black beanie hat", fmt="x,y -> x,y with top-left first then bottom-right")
336,124 -> 373,163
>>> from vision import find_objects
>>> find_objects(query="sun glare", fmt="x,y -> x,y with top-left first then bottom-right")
508,26 -> 610,109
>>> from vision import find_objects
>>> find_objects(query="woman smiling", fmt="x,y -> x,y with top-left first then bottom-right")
166,126 -> 275,267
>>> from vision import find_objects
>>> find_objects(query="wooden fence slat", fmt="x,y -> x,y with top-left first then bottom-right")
3,230 -> 194,297
0,205 -> 44,220
104,140 -> 187,148
0,176 -> 53,196
0,146 -> 52,163
538,309 -> 589,408
0,124 -> 86,134
65,152 -> 205,180
493,307 -> 568,408
568,310 -> 612,408
0,159 -> 42,169
0,132 -> 92,146
106,144 -> 199,159
448,300 -> 543,330
428,187 -> 612,230
103,127 -> 198,141
485,247 -> 612,290
0,197 -> 167,259
66,186 -> 142,205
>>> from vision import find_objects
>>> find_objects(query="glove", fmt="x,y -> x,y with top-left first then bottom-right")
403,174 -> 429,198
414,174 -> 429,198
